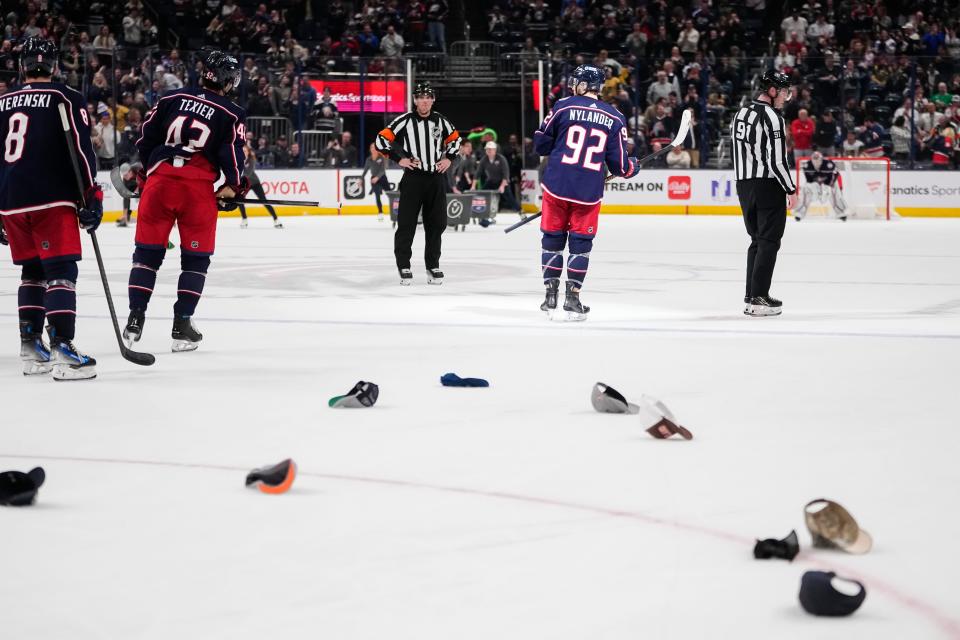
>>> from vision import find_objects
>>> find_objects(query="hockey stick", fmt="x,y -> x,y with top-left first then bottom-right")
604,108 -> 693,183
58,102 -> 155,367
108,168 -> 318,207
505,110 -> 694,234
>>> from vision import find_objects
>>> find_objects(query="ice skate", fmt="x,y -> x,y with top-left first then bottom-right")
48,333 -> 97,381
172,316 -> 202,352
273,219 -> 283,229
558,281 -> 590,322
123,310 -> 145,347
399,268 -> 413,285
540,279 -> 559,315
744,296 -> 782,317
427,268 -> 444,285
116,218 -> 129,228
20,324 -> 52,376
240,219 -> 248,229
378,213 -> 384,222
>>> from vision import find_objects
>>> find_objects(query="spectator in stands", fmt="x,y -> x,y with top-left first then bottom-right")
932,81 -> 955,108
918,101 -> 941,134
93,25 -> 116,50
842,130 -> 865,156
807,14 -> 834,42
666,144 -> 692,169
452,140 -> 477,194
92,107 -> 116,169
647,70 -> 675,107
320,136 -> 348,167
317,86 -> 338,115
339,131 -> 358,167
474,142 -> 519,212
816,54 -> 841,106
358,23 -> 380,57
427,0 -> 449,52
625,22 -> 648,58
677,20 -> 699,61
123,9 -> 143,46
248,76 -> 279,116
814,109 -> 840,155
155,64 -> 184,91
894,97 -> 921,130
791,109 -> 815,159
381,24 -> 405,57
889,116 -> 914,161
406,1 -> 427,49
773,43 -> 795,73
859,115 -> 886,157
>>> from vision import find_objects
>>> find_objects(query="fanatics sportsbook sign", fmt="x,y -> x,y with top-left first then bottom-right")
309,80 -> 407,113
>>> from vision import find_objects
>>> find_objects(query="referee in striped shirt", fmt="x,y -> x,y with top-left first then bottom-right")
376,82 -> 462,285
731,70 -> 798,316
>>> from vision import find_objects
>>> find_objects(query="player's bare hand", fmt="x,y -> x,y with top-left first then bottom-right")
216,185 -> 237,200
787,193 -> 799,210
435,157 -> 452,173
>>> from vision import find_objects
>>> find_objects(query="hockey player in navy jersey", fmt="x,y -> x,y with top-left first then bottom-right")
533,65 -> 640,320
123,50 -> 249,352
0,38 -> 102,380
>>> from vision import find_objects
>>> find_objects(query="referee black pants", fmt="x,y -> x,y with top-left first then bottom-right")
395,170 -> 446,271
737,179 -> 787,299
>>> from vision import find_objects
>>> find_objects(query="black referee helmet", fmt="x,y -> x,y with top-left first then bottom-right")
413,81 -> 435,99
19,37 -> 58,78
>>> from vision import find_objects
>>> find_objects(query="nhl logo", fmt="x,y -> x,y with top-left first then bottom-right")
430,123 -> 442,141
446,198 -> 464,219
41,240 -> 50,250
343,176 -> 365,200
191,241 -> 199,249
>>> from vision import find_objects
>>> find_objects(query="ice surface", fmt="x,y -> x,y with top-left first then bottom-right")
2,215 -> 959,639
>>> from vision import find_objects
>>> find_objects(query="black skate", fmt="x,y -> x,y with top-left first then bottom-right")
273,218 -> 283,229
20,322 -> 52,376
123,310 -> 145,347
427,268 -> 444,285
744,296 -> 783,317
172,316 -> 203,352
561,281 -> 590,322
540,279 -> 559,315
399,268 -> 413,285
48,330 -> 97,381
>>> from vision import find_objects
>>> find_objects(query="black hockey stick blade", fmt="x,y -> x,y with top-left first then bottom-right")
504,211 -> 542,233
57,102 -> 155,366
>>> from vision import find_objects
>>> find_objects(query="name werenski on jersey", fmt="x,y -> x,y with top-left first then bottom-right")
178,98 -> 215,120
0,92 -> 52,111
568,108 -> 615,129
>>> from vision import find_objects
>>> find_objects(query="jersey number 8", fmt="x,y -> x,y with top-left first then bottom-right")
4,112 -> 29,162
560,125 -> 607,172
165,116 -> 212,152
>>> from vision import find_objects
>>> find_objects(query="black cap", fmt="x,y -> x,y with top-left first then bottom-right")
329,381 -> 380,408
413,81 -> 435,98
0,467 -> 46,506
759,69 -> 794,91
20,37 -> 58,77
799,571 -> 867,616
753,529 -> 799,561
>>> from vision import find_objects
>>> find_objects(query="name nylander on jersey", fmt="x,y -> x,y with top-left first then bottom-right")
0,82 -> 97,215
137,88 -> 246,186
534,95 -> 631,205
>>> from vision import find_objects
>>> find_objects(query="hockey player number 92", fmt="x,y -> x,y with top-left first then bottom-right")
4,112 -> 29,162
164,115 -> 212,152
560,125 -> 608,172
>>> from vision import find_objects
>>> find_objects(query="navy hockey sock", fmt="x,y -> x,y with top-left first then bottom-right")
541,231 -> 566,283
566,234 -> 593,288
173,253 -> 210,318
18,260 -> 46,334
43,260 -> 78,340
128,246 -> 165,312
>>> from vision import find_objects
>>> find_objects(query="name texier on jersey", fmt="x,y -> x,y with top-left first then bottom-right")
137,88 -> 245,187
0,82 -> 97,215
534,95 -> 632,205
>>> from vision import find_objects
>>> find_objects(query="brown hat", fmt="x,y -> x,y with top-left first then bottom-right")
804,499 -> 872,554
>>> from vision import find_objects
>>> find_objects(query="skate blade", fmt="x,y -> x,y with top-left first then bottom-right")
22,361 -> 53,376
171,339 -> 200,352
550,309 -> 588,322
123,332 -> 140,349
52,364 -> 97,381
400,279 -> 412,286
744,305 -> 782,317
427,278 -> 443,285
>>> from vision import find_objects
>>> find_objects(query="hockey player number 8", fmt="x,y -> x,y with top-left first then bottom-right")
164,115 -> 212,152
561,125 -> 607,171
4,112 -> 28,162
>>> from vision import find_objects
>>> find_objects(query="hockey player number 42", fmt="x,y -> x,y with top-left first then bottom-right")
164,115 -> 211,152
4,112 -> 29,162
560,125 -> 607,171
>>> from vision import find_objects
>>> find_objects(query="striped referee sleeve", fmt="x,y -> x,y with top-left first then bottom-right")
439,116 -> 461,158
762,106 -> 796,194
376,113 -> 409,162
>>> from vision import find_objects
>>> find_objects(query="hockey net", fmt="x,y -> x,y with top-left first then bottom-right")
794,156 -> 891,220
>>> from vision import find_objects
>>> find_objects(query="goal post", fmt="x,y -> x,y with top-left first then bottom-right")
794,156 -> 892,220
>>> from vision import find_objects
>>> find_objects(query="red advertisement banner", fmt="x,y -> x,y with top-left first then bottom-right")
309,79 -> 407,113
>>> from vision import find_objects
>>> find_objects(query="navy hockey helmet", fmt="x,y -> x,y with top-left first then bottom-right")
19,37 -> 58,78
570,64 -> 604,95
201,50 -> 241,93
759,69 -> 795,92
413,81 -> 435,99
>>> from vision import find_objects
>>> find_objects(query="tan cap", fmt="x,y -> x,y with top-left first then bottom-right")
804,499 -> 873,554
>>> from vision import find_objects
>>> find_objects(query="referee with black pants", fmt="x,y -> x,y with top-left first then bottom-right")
731,70 -> 798,317
375,82 -> 462,285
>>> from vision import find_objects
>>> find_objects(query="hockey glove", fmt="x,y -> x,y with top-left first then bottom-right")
78,185 -> 104,232
234,177 -> 251,200
136,169 -> 148,195
0,218 -> 7,246
622,157 -> 640,179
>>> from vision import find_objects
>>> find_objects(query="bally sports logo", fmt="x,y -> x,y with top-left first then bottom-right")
667,176 -> 691,200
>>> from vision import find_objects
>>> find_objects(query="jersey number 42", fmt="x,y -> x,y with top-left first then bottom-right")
165,116 -> 211,152
560,125 -> 607,172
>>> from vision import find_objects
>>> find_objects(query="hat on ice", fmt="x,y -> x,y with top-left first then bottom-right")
637,395 -> 693,440
591,382 -> 640,414
804,499 -> 872,554
329,381 -> 380,408
440,373 -> 489,387
799,571 -> 866,616
0,467 -> 45,506
245,459 -> 296,494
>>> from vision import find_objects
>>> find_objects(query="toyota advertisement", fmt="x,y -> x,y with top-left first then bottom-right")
308,79 -> 407,113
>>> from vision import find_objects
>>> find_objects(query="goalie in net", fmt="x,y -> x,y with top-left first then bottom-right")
793,152 -> 848,221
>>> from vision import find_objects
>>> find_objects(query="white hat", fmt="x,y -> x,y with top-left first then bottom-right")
484,141 -> 498,150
